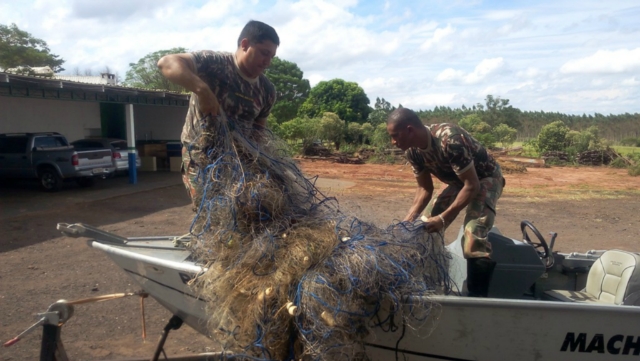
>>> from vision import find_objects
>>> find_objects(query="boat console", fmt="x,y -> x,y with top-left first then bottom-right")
446,226 -> 546,298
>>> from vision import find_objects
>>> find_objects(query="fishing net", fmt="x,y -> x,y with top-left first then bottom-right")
187,114 -> 451,361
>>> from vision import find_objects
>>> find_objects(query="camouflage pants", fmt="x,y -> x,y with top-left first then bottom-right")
182,146 -> 201,211
424,168 -> 505,259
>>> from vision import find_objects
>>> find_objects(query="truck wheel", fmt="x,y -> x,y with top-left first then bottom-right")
39,168 -> 63,192
76,177 -> 95,187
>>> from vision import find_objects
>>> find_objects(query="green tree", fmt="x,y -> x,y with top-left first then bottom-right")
264,57 -> 310,124
319,112 -> 345,150
537,121 -> 569,153
278,116 -> 319,147
346,122 -> 363,144
367,97 -> 396,126
458,114 -> 483,131
565,126 -> 606,153
0,23 -> 65,72
493,123 -> 517,148
483,94 -> 521,129
298,79 -> 371,123
360,123 -> 374,144
371,122 -> 391,149
459,114 -> 495,148
124,48 -> 188,92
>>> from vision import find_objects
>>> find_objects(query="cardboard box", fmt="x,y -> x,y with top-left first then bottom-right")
140,156 -> 157,171
169,157 -> 182,172
143,144 -> 167,158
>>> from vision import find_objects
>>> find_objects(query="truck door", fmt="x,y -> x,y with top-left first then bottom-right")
0,136 -> 30,177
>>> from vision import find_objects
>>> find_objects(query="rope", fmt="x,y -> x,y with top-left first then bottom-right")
184,113 -> 451,360
66,291 -> 148,340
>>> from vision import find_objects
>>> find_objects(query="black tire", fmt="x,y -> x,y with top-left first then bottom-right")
76,177 -> 95,187
39,167 -> 63,192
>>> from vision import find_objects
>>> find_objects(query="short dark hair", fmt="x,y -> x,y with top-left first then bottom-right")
387,108 -> 423,128
237,20 -> 280,47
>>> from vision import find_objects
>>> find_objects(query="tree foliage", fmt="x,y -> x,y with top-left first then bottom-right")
264,57 -> 310,124
458,114 -> 495,148
298,79 -> 371,124
482,95 -> 521,129
360,123 -> 374,144
319,112 -> 345,150
0,23 -> 65,72
493,124 -> 518,148
346,122 -> 363,144
123,48 -> 188,92
537,121 -> 569,153
278,116 -> 319,147
368,97 -> 397,126
371,122 -> 391,149
565,126 -> 606,153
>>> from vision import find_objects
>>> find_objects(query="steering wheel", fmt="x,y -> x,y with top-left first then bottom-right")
520,220 -> 553,268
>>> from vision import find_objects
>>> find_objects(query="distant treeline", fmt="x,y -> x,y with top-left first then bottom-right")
415,98 -> 640,143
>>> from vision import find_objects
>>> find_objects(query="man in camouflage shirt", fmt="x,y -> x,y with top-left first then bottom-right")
386,108 -> 505,297
158,20 -> 279,210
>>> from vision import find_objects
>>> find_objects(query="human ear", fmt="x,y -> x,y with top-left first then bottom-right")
240,38 -> 250,51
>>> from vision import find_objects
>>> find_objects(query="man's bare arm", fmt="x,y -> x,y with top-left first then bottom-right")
403,171 -> 434,222
157,54 -> 220,116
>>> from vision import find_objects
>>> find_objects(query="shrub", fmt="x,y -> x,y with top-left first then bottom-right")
609,157 -> 628,169
339,143 -> 359,154
629,164 -> 640,177
537,121 -> 569,153
371,122 -> 391,150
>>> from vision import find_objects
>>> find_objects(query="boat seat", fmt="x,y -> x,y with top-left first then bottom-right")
545,249 -> 640,306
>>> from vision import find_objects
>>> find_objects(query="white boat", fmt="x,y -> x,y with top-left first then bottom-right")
53,221 -> 640,361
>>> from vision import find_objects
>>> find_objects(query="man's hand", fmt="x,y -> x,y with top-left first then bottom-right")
196,88 -> 221,117
421,215 -> 446,233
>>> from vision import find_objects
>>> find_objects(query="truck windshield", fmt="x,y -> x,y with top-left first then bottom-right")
34,136 -> 68,149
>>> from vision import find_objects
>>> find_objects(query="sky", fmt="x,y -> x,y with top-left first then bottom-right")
2,0 -> 640,115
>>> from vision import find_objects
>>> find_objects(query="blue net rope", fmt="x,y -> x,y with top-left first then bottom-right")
187,114 -> 451,361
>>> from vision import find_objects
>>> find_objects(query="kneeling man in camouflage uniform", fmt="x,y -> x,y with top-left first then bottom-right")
386,108 -> 505,297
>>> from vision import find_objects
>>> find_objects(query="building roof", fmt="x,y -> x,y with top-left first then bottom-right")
54,75 -> 115,85
0,72 -> 189,107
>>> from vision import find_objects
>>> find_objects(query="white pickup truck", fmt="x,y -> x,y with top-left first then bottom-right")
0,132 -> 115,191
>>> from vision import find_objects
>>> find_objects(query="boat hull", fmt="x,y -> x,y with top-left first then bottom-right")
89,239 -> 640,361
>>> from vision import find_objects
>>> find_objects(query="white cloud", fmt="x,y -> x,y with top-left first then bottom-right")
436,58 -> 505,84
556,89 -> 626,102
1,0 -> 639,114
516,67 -> 544,79
420,24 -> 455,51
466,57 -> 505,83
402,93 -> 460,109
622,77 -> 639,86
560,48 -> 640,74
307,73 -> 326,87
435,68 -> 465,82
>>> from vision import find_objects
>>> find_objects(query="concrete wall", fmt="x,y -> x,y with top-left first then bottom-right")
0,97 -> 101,142
133,105 -> 187,142
0,97 -> 188,143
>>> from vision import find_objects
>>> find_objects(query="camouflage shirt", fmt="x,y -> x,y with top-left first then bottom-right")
181,51 -> 276,145
405,124 -> 499,187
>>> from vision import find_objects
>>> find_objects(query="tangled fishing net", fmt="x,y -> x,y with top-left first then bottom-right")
187,113 -> 451,361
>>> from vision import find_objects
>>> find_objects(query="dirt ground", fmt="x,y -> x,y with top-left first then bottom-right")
1,160 -> 639,360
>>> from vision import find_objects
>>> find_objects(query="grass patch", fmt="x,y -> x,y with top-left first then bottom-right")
612,145 -> 640,156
